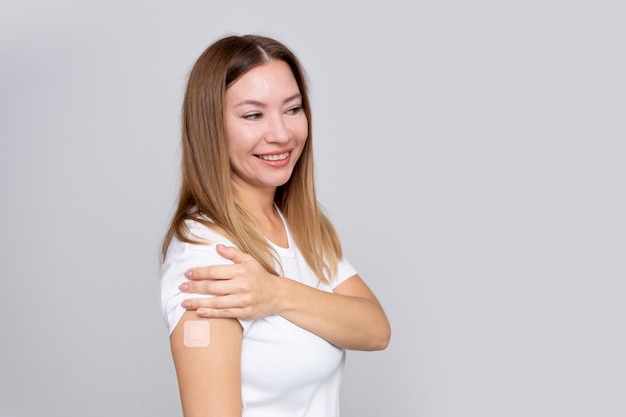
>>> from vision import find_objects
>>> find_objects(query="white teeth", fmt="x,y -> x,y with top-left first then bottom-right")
260,152 -> 289,161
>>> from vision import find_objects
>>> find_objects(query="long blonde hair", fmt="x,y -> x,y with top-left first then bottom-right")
161,34 -> 342,283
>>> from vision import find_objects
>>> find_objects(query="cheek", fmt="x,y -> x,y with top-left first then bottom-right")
294,127 -> 309,162
226,126 -> 256,154
296,119 -> 309,143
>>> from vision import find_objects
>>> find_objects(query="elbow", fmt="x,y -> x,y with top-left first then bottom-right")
368,321 -> 391,351
346,323 -> 391,351
377,323 -> 392,350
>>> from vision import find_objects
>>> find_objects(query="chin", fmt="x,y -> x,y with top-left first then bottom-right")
264,172 -> 295,188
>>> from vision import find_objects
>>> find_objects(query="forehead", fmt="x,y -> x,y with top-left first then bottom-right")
226,60 -> 300,102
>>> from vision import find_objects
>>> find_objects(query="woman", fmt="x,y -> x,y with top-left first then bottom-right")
160,34 -> 391,417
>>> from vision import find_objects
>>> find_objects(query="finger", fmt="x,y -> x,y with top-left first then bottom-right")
185,263 -> 242,281
179,279 -> 235,295
196,299 -> 256,320
196,307 -> 244,319
215,244 -> 250,264
182,294 -> 248,311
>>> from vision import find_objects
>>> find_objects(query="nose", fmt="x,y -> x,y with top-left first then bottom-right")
265,113 -> 290,144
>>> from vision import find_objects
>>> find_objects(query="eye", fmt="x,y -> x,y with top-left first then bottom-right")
243,112 -> 262,121
286,105 -> 303,115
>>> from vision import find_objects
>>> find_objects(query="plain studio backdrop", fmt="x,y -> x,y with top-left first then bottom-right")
1,1 -> 624,416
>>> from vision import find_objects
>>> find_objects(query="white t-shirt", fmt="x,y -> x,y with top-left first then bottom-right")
160,215 -> 357,417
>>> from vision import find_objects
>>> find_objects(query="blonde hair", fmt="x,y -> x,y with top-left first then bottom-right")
161,34 -> 342,283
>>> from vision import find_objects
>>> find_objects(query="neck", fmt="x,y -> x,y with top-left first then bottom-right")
233,182 -> 278,220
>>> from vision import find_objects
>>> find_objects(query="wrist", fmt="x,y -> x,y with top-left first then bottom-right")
272,274 -> 296,316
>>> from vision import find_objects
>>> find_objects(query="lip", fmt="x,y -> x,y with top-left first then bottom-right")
255,150 -> 292,167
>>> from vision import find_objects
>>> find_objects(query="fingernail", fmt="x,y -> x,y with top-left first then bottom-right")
181,300 -> 191,308
179,283 -> 188,291
184,270 -> 192,277
197,309 -> 206,315
216,244 -> 225,250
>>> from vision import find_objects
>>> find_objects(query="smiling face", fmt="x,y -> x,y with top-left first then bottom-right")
224,60 -> 308,199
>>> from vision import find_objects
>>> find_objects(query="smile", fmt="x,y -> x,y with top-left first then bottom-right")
258,152 -> 290,161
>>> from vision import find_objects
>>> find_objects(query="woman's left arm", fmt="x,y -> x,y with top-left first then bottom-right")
179,245 -> 391,351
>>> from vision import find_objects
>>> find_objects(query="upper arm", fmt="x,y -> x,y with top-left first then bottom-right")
170,310 -> 243,417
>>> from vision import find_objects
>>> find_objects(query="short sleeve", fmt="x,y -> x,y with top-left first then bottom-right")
160,222 -> 252,335
330,257 -> 358,290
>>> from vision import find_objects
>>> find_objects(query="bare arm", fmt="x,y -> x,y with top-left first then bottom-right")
273,272 -> 391,350
180,245 -> 391,351
170,310 -> 243,417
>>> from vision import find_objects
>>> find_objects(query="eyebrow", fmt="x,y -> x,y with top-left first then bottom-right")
234,93 -> 302,108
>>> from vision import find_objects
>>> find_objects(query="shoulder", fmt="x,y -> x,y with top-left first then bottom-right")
184,217 -> 233,244
166,218 -> 235,256
331,257 -> 358,289
160,219 -> 237,334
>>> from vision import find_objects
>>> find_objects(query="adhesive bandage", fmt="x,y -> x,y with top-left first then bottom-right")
183,320 -> 211,347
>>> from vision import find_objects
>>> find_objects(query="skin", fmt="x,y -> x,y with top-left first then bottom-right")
171,311 -> 242,416
225,60 -> 309,224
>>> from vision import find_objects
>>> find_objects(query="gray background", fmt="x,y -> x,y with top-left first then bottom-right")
1,1 -> 624,416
